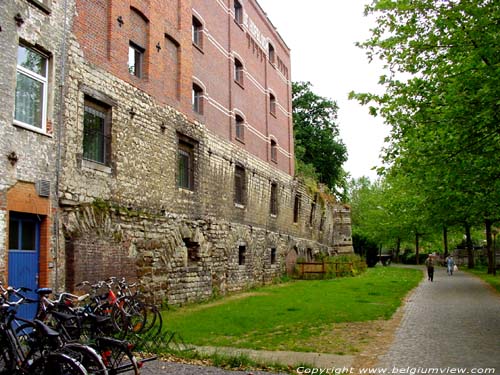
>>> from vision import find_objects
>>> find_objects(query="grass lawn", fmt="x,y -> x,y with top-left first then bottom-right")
465,266 -> 500,293
161,267 -> 422,353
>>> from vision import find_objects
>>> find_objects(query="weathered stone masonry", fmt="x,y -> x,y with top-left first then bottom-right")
59,51 -> 352,305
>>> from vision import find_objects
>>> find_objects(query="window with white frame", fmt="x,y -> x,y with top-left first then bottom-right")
14,44 -> 48,131
235,114 -> 245,141
128,41 -> 145,78
192,83 -> 204,114
83,97 -> 111,165
192,16 -> 203,49
234,0 -> 243,24
234,58 -> 244,86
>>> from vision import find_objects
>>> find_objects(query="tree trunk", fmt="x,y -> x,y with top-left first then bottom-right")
485,219 -> 493,274
443,226 -> 449,258
465,222 -> 474,269
415,232 -> 420,265
395,237 -> 401,263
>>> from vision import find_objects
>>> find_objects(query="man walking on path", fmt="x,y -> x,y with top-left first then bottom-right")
377,266 -> 500,371
424,254 -> 435,281
446,255 -> 455,275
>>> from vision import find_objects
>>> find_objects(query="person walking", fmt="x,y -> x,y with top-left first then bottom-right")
446,255 -> 455,276
425,254 -> 435,282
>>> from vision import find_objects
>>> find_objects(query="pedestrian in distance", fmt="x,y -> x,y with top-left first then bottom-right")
425,254 -> 435,282
446,255 -> 455,276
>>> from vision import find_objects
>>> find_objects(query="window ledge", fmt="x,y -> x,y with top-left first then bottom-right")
82,159 -> 112,174
193,43 -> 204,54
13,121 -> 52,137
178,187 -> 195,194
27,0 -> 51,15
234,203 -> 245,209
235,137 -> 245,144
234,80 -> 244,89
270,111 -> 277,118
270,213 -> 277,218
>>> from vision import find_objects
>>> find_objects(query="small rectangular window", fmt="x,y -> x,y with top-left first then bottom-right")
128,42 -> 144,78
270,248 -> 277,264
178,139 -> 195,190
83,98 -> 111,165
234,165 -> 246,205
293,194 -> 301,223
14,44 -> 48,131
239,245 -> 246,265
270,182 -> 278,215
192,84 -> 203,114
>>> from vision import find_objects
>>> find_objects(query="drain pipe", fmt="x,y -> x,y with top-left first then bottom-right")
54,0 -> 70,292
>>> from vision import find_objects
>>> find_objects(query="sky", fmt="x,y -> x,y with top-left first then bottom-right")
257,0 -> 389,180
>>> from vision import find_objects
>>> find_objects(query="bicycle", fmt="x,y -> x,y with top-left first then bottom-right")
0,293 -> 88,375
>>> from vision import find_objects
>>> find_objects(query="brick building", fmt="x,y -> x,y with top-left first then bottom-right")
1,0 -> 353,305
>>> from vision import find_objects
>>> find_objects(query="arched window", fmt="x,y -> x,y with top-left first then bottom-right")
268,43 -> 275,64
192,83 -> 203,114
234,0 -> 243,24
192,16 -> 203,49
128,8 -> 148,78
234,58 -> 244,86
235,114 -> 245,141
269,93 -> 276,116
270,139 -> 277,162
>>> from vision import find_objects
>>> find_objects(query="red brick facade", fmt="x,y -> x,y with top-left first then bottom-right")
72,0 -> 294,175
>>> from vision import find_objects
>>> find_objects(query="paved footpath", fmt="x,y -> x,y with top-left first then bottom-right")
377,266 -> 500,371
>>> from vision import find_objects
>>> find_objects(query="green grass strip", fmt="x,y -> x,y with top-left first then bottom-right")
160,267 -> 422,352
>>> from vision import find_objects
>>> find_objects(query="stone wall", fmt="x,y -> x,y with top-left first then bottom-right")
0,0 -> 74,285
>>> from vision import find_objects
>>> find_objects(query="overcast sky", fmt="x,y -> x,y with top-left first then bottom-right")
257,0 -> 389,180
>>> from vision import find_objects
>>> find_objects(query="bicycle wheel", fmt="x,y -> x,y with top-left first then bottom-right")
94,337 -> 139,375
62,343 -> 108,375
0,335 -> 16,373
116,297 -> 147,334
29,352 -> 88,375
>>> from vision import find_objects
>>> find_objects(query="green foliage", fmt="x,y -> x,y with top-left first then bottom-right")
348,1 -> 500,267
292,81 -> 348,195
160,267 -> 422,353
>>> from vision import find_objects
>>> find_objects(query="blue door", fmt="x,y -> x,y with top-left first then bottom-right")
8,213 -> 41,320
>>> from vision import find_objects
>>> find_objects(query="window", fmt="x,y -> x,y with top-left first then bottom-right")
128,42 -> 144,77
270,182 -> 278,215
238,245 -> 246,265
270,140 -> 277,162
309,202 -> 316,226
269,93 -> 276,116
293,194 -> 301,223
234,58 -> 244,86
234,0 -> 243,24
83,97 -> 111,165
178,138 -> 195,190
234,165 -> 246,205
270,248 -> 277,265
184,238 -> 200,265
235,114 -> 245,141
192,16 -> 203,49
192,83 -> 203,114
268,43 -> 275,64
14,44 -> 48,131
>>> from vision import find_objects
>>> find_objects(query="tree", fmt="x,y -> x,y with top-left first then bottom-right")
350,0 -> 500,269
292,82 -> 348,195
